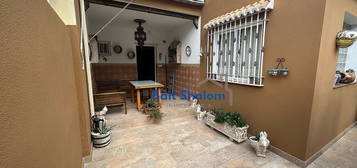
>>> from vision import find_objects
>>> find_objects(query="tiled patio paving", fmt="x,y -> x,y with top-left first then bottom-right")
84,100 -> 357,168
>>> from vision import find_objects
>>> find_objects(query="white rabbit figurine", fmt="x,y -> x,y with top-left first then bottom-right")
197,110 -> 206,121
191,98 -> 198,108
257,132 -> 270,157
195,104 -> 206,120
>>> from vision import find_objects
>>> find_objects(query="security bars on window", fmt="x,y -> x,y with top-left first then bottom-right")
206,11 -> 268,86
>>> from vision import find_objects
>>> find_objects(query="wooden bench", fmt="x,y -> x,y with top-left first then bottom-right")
94,91 -> 127,114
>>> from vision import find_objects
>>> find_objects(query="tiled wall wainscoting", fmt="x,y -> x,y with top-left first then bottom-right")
91,63 -> 200,96
92,63 -> 138,81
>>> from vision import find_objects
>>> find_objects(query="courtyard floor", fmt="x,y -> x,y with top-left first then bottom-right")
84,100 -> 357,168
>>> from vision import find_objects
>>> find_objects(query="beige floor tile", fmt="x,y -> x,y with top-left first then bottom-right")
85,100 -> 357,168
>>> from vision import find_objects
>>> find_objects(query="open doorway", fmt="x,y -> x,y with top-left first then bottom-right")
83,1 -> 201,120
136,46 -> 155,81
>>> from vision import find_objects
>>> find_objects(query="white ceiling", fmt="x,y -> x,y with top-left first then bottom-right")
86,3 -> 192,29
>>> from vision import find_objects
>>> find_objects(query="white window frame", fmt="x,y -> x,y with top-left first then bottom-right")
206,11 -> 269,87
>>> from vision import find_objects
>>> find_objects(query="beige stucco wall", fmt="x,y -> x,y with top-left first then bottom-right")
306,0 -> 357,159
200,0 -> 326,160
0,0 -> 88,167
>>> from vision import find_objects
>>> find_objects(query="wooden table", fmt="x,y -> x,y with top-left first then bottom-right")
129,80 -> 164,111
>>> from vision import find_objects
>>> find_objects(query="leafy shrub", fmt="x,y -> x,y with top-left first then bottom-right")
213,108 -> 247,127
148,109 -> 163,121
145,98 -> 159,108
224,112 -> 246,127
213,107 -> 226,123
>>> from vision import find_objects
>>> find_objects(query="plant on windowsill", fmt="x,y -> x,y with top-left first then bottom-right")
144,98 -> 160,114
249,131 -> 270,157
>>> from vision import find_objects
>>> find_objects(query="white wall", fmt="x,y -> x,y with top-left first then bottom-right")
88,21 -> 170,64
345,25 -> 357,71
87,16 -> 200,64
169,19 -> 201,64
47,0 -> 77,25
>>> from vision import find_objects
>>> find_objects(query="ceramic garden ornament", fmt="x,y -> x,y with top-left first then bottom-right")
191,97 -> 198,108
249,131 -> 270,157
195,104 -> 206,120
197,110 -> 207,121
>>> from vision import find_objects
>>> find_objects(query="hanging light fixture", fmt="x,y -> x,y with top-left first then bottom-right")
134,19 -> 147,47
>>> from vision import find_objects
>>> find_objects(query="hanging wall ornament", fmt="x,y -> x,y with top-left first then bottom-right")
336,30 -> 357,48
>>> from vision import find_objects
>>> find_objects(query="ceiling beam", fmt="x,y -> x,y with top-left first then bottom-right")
86,0 -> 199,29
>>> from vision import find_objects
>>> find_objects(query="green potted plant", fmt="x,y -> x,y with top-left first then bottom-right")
144,98 -> 160,114
91,116 -> 113,148
222,112 -> 249,142
204,108 -> 249,143
147,109 -> 163,123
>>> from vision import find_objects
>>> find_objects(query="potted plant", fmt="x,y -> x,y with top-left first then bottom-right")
147,109 -> 163,123
222,112 -> 249,142
336,30 -> 357,48
204,108 -> 249,143
91,115 -> 112,148
144,98 -> 160,114
268,67 -> 289,76
249,131 -> 270,157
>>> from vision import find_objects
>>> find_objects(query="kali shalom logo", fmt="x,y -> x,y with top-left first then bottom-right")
152,89 -> 225,101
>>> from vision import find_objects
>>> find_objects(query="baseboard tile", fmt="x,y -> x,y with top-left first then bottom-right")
304,121 -> 357,166
268,121 -> 357,168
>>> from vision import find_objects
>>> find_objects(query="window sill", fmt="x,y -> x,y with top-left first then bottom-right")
209,78 -> 264,88
333,82 -> 357,89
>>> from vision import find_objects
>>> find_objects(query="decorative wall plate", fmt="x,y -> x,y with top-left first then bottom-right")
113,45 -> 122,54
185,45 -> 192,56
127,51 -> 135,59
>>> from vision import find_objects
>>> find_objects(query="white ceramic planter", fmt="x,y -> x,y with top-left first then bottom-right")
249,132 -> 270,157
204,113 -> 248,143
91,131 -> 111,148
223,123 -> 249,142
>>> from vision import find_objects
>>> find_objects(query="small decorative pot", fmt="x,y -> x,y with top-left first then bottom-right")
336,30 -> 357,48
249,132 -> 270,157
91,131 -> 111,148
268,68 -> 288,76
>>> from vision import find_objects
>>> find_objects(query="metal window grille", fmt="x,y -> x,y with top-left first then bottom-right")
206,11 -> 269,86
